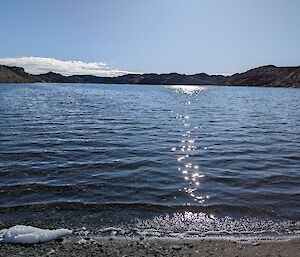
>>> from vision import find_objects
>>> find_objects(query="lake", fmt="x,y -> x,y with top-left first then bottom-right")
0,83 -> 299,238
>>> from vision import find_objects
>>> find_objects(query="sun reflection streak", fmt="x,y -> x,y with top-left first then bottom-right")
170,92 -> 209,204
167,85 -> 207,95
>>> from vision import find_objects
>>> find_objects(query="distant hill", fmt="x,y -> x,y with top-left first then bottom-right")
0,64 -> 299,87
0,65 -> 39,83
111,72 -> 227,85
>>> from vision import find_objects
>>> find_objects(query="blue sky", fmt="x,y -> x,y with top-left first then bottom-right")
0,0 -> 299,76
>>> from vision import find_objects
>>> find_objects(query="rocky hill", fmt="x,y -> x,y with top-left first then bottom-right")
0,64 -> 299,87
225,65 -> 300,87
0,65 -> 39,83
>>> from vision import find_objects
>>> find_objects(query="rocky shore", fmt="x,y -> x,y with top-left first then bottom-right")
0,236 -> 299,257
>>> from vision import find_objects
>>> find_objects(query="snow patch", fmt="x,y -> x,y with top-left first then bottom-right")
0,225 -> 72,244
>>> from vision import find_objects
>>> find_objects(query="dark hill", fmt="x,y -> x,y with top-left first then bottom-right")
112,72 -> 227,85
0,64 -> 299,87
0,65 -> 39,83
225,65 -> 300,87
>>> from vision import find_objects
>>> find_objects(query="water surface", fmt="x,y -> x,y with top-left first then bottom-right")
0,83 -> 299,237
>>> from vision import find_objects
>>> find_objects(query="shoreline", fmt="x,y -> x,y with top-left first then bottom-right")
1,236 -> 299,257
0,82 -> 300,89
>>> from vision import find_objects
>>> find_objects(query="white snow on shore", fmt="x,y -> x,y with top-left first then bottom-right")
0,225 -> 72,244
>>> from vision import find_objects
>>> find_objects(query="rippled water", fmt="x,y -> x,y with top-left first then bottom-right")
0,83 -> 299,237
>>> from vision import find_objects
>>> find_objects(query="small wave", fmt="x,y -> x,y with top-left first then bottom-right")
120,212 -> 300,240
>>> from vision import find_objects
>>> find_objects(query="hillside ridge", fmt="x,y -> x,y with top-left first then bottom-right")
0,64 -> 299,87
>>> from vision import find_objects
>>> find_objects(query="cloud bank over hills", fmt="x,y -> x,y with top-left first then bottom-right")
0,57 -> 132,77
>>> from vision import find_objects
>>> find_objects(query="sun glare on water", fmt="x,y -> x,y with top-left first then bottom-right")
168,85 -> 209,204
167,85 -> 207,95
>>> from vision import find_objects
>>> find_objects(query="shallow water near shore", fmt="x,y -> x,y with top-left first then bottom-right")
0,83 -> 299,238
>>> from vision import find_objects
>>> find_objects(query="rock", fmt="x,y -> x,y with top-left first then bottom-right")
172,244 -> 182,250
137,242 -> 144,247
54,237 -> 63,243
184,242 -> 193,248
76,238 -> 87,245
46,249 -> 55,256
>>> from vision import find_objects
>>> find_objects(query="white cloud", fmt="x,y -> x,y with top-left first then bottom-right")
0,56 -> 133,77
209,72 -> 232,76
